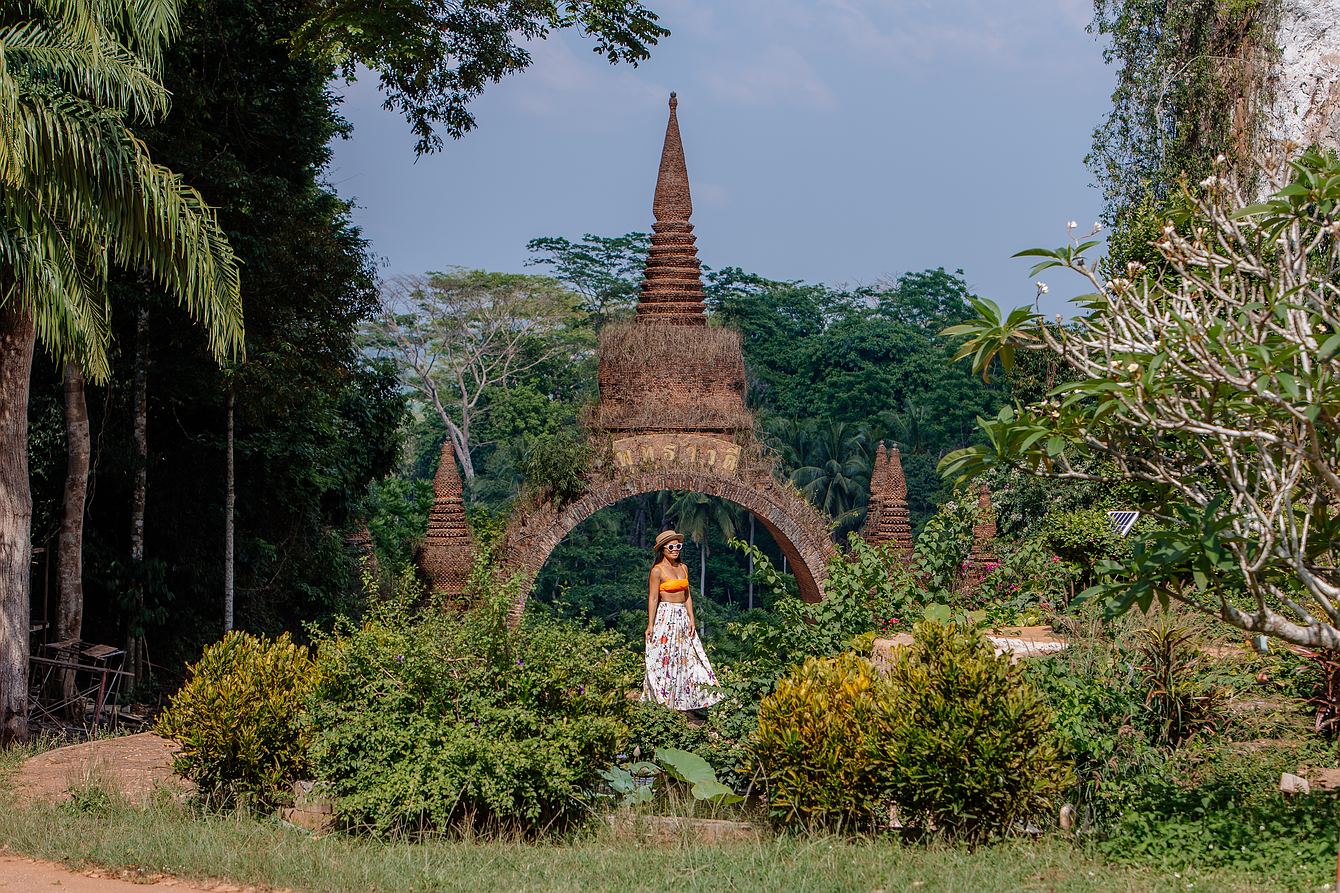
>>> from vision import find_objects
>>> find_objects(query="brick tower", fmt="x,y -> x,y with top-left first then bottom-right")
421,438 -> 474,597
862,442 -> 913,555
964,482 -> 998,582
595,93 -> 751,437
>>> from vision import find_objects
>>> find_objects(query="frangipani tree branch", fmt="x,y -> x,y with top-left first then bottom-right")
941,149 -> 1340,649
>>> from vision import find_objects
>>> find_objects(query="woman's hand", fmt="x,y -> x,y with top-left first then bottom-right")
645,626 -> 654,643
687,620 -> 696,639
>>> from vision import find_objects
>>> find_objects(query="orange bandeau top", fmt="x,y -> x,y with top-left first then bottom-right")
659,578 -> 689,594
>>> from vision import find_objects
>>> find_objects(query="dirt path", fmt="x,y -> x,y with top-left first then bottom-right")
3,735 -> 242,891
0,855 -> 274,892
8,732 -> 191,805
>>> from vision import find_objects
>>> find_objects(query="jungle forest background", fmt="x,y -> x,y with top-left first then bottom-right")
22,0 -> 1240,686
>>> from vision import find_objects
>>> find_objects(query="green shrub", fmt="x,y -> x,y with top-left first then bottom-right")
751,652 -> 889,832
156,631 -> 318,806
624,702 -> 712,760
730,534 -> 919,675
1023,615 -> 1158,827
1101,741 -> 1340,884
1134,616 -> 1221,746
874,621 -> 1072,842
305,590 -> 639,837
519,432 -> 590,505
1038,508 -> 1134,588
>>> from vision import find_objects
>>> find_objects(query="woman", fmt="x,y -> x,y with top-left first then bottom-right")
642,529 -> 723,711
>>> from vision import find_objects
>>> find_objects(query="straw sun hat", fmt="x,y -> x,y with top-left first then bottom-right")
654,529 -> 685,555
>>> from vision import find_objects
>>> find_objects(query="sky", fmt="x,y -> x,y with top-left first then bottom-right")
327,0 -> 1115,316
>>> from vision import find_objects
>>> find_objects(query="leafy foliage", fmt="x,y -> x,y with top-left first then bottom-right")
292,0 -> 669,155
873,621 -> 1072,842
306,586 -> 639,837
729,535 -> 918,675
1134,616 -> 1222,746
519,430 -> 591,505
940,151 -> 1340,649
157,631 -> 318,806
0,0 -> 243,379
1088,0 -> 1269,268
752,652 -> 889,831
1100,742 -> 1340,884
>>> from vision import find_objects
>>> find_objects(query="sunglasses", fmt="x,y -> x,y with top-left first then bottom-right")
664,542 -> 684,551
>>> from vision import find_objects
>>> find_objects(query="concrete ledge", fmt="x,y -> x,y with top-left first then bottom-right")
604,811 -> 763,845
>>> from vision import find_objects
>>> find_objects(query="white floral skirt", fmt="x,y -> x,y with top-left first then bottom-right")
642,602 -> 723,711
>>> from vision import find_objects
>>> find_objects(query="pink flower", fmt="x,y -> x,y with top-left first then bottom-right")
1051,556 -> 1061,563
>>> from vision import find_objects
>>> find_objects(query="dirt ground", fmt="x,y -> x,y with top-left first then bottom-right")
0,855 -> 277,892
8,731 -> 192,806
3,733 -> 234,891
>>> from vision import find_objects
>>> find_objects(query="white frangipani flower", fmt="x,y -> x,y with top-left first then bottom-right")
1036,281 -> 1049,295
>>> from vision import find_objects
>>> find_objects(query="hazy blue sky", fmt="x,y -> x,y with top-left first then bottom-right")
328,0 -> 1114,314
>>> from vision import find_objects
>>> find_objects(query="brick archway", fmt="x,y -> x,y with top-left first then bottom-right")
419,94 -> 913,608
497,440 -> 837,622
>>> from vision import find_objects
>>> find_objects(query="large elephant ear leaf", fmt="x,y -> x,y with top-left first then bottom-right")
690,778 -> 744,804
655,747 -> 743,804
655,747 -> 713,784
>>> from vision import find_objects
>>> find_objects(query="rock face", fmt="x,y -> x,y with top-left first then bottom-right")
1263,0 -> 1340,152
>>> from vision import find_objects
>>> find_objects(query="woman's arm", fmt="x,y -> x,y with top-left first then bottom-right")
646,566 -> 660,642
685,590 -> 696,638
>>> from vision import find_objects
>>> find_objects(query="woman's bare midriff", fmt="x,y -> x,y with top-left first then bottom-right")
659,594 -> 688,604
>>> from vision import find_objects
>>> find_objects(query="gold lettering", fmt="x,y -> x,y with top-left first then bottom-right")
615,449 -> 633,469
722,445 -> 740,472
683,444 -> 697,464
705,448 -> 717,467
663,443 -> 677,463
640,444 -> 656,464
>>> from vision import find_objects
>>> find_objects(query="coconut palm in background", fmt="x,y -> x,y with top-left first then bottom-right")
668,491 -> 740,606
786,420 -> 871,537
0,0 -> 243,740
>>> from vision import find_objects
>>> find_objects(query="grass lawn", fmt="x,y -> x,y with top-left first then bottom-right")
0,796 -> 1318,893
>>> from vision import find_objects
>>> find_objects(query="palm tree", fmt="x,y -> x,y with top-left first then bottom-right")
0,0 -> 243,740
668,491 -> 739,606
790,420 -> 871,536
879,397 -> 931,455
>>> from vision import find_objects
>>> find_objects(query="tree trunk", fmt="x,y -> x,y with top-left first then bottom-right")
747,514 -> 755,611
57,361 -> 89,644
126,306 -> 148,686
448,424 -> 474,482
223,387 -> 234,633
699,539 -> 708,600
0,302 -> 35,742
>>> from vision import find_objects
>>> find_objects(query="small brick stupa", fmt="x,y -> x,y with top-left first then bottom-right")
345,519 -> 379,582
862,442 -> 914,555
964,482 -> 998,583
594,93 -> 751,437
421,438 -> 474,597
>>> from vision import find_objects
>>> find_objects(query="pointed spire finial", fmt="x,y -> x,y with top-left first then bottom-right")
637,92 -> 706,325
888,445 -> 907,501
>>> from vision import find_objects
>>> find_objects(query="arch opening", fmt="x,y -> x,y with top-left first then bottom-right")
499,468 -> 837,624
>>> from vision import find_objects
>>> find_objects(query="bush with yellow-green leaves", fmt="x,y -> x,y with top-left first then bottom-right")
752,622 -> 1071,841
752,651 -> 889,832
157,631 -> 318,806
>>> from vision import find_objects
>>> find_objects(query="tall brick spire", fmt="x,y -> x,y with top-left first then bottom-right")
420,438 -> 474,598
965,482 -> 998,583
862,442 -> 913,555
636,92 -> 707,326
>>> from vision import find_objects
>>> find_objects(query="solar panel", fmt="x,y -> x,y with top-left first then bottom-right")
1106,510 -> 1140,537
